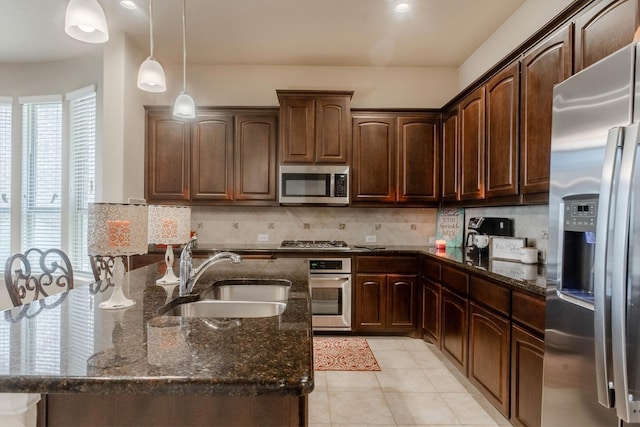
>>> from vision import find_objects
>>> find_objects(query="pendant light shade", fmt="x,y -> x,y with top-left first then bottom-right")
65,0 -> 109,44
173,0 -> 196,119
137,0 -> 167,92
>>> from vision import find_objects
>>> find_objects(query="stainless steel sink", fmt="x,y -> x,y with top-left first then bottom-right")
160,300 -> 287,318
201,279 -> 291,302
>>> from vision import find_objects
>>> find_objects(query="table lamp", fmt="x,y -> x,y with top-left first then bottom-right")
147,205 -> 191,285
88,202 -> 148,309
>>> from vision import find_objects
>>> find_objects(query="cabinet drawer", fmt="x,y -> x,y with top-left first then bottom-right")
441,266 -> 469,296
470,276 -> 511,316
422,257 -> 441,281
357,256 -> 418,274
512,291 -> 545,336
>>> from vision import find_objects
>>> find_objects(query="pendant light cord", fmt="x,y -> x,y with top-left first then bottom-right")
149,0 -> 155,57
181,0 -> 187,93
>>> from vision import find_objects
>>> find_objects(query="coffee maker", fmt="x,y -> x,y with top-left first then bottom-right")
466,217 -> 514,256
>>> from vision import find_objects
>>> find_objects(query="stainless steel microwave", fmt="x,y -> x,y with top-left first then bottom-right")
279,165 -> 349,205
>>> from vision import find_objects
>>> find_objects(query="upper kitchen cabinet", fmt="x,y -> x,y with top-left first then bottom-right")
459,87 -> 486,201
441,107 -> 459,202
485,62 -> 520,201
277,90 -> 353,164
145,109 -> 191,202
574,0 -> 640,73
520,25 -> 573,200
351,112 -> 440,205
145,107 -> 278,206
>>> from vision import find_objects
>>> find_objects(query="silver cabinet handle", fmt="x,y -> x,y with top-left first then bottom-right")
594,127 -> 623,408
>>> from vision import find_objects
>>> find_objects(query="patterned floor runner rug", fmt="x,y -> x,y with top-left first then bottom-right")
313,337 -> 381,371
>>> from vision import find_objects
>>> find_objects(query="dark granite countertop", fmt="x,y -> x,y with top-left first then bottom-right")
160,243 -> 546,297
0,257 -> 313,396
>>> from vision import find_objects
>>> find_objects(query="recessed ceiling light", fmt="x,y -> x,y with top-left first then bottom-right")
394,1 -> 411,13
120,0 -> 137,9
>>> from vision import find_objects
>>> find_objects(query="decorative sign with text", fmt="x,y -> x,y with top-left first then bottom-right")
435,208 -> 465,247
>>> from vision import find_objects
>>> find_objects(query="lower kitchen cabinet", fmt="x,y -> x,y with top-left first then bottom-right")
422,279 -> 441,347
354,256 -> 418,333
440,287 -> 469,375
469,302 -> 511,417
510,324 -> 544,427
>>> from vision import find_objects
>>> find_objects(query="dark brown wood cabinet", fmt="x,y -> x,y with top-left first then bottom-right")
354,256 -> 419,333
441,287 -> 469,375
352,113 -> 439,205
485,62 -> 520,200
441,108 -> 459,202
145,107 -> 278,205
510,324 -> 544,427
574,0 -> 640,73
145,110 -> 191,203
520,25 -> 573,198
422,279 -> 442,348
352,114 -> 396,203
469,302 -> 511,417
277,90 -> 352,164
459,87 -> 486,201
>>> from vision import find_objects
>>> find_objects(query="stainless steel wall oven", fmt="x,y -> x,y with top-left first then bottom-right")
308,258 -> 351,331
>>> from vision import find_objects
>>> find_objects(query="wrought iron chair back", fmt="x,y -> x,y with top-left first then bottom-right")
4,248 -> 74,307
89,255 -> 127,282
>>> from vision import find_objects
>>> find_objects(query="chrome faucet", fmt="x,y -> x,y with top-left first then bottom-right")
179,237 -> 242,296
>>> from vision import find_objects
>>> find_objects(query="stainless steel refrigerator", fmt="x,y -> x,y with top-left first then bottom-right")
543,42 -> 640,426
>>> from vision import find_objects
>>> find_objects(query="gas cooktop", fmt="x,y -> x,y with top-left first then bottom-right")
279,240 -> 350,250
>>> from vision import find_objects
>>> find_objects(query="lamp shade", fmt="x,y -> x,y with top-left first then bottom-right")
137,58 -> 167,92
173,93 -> 196,119
64,0 -> 109,44
148,205 -> 191,245
88,203 -> 149,256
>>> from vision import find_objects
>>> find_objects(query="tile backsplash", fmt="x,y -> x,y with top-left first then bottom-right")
190,204 -> 550,262
191,206 -> 438,246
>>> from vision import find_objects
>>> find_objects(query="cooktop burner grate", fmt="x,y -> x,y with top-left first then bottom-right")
279,240 -> 350,250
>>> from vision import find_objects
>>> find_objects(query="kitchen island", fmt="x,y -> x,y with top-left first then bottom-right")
0,257 -> 314,426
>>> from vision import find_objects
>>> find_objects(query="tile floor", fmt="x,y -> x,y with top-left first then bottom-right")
309,336 -> 511,427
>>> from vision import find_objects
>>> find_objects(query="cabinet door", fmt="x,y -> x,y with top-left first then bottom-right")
422,279 -> 441,348
441,288 -> 469,375
459,87 -> 486,201
355,274 -> 387,330
279,97 -> 315,163
574,0 -> 640,73
469,302 -> 511,417
145,110 -> 190,202
388,274 -> 417,329
234,114 -> 277,202
441,108 -> 459,202
351,116 -> 396,203
486,62 -> 520,199
191,114 -> 234,201
397,115 -> 440,203
521,25 -> 572,196
511,324 -> 544,427
315,96 -> 350,164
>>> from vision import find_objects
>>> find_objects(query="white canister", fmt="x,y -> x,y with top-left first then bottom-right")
520,247 -> 538,264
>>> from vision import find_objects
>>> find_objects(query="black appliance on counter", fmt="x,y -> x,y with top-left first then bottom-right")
466,217 -> 513,256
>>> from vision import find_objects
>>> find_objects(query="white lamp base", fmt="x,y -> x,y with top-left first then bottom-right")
156,244 -> 179,285
99,257 -> 136,310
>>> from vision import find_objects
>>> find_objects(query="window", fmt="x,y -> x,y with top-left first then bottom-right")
67,88 -> 96,273
0,98 -> 11,264
21,98 -> 63,251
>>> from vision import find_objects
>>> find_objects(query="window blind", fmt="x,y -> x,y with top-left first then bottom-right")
0,101 -> 11,264
21,101 -> 63,252
68,91 -> 96,273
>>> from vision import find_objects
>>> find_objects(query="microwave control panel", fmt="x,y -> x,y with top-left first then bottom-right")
334,174 -> 348,197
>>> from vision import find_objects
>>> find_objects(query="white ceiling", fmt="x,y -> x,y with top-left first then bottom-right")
0,0 -> 526,67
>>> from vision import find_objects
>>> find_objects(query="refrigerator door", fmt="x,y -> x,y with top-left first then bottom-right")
543,44 -> 635,426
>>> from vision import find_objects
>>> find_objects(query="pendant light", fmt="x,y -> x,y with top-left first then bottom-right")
173,0 -> 196,119
64,0 -> 109,44
137,0 -> 167,92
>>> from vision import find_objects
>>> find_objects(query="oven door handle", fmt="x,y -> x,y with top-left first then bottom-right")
309,275 -> 352,284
